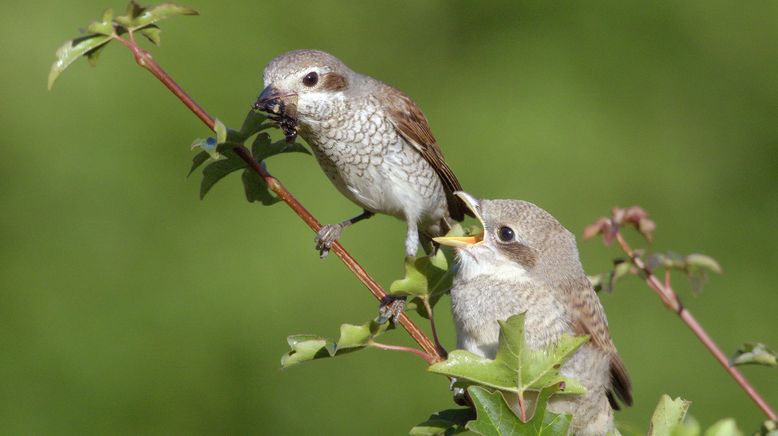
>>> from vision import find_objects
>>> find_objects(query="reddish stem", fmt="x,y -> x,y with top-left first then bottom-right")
369,341 -> 435,364
615,232 -> 777,420
422,297 -> 447,358
114,35 -> 443,364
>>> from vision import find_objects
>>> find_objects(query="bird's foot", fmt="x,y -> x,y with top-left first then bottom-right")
315,223 -> 344,259
378,295 -> 407,324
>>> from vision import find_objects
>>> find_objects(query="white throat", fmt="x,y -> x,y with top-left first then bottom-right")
455,245 -> 531,284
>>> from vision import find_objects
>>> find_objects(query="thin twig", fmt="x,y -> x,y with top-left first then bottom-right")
114,35 -> 444,364
369,340 -> 435,364
615,232 -> 777,420
422,297 -> 447,358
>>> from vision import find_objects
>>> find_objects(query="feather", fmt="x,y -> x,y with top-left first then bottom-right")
383,88 -> 472,221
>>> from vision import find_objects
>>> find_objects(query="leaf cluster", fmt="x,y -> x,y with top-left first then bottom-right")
643,395 -> 751,436
190,111 -> 310,204
589,251 -> 722,294
49,1 -> 198,89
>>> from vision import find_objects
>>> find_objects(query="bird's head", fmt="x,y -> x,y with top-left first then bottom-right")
434,192 -> 584,285
253,49 -> 354,137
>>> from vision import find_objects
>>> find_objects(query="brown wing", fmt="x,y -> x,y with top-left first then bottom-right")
569,279 -> 633,408
384,89 -> 472,221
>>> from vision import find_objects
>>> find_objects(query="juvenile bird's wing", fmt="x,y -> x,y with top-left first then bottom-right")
567,278 -> 633,409
384,88 -> 472,221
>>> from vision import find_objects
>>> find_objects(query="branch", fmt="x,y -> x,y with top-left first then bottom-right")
113,34 -> 443,363
615,232 -> 777,421
369,341 -> 436,364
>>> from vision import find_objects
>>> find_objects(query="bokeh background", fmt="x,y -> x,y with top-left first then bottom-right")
2,1 -> 777,434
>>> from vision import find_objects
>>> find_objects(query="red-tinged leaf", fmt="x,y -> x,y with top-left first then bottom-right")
638,217 -> 656,242
602,223 -> 617,246
622,206 -> 649,224
611,207 -> 625,224
582,217 -> 610,240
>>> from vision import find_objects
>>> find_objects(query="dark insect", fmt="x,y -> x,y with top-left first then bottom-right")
253,99 -> 298,143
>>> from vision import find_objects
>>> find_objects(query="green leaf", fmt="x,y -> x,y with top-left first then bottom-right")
703,419 -> 741,436
409,408 -> 473,435
131,3 -> 199,28
648,395 -> 691,436
241,169 -> 279,205
465,383 -> 571,436
684,254 -> 722,275
85,41 -> 110,67
251,133 -> 310,162
115,1 -> 143,27
281,319 -> 394,368
670,416 -> 700,436
730,342 -> 777,367
429,313 -> 588,397
239,109 -> 270,139
758,420 -> 778,436
188,150 -> 210,176
528,383 -> 573,435
589,259 -> 633,293
48,34 -> 112,89
390,250 -> 453,318
199,149 -> 246,199
390,250 -> 450,298
138,24 -> 162,45
87,8 -> 114,35
466,386 -> 524,436
192,115 -> 306,201
281,335 -> 334,368
115,1 -> 197,29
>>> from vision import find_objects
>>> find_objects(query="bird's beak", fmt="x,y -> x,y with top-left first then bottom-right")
253,85 -> 298,118
433,191 -> 485,247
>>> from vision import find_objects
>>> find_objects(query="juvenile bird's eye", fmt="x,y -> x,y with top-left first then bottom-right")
497,226 -> 515,242
302,71 -> 318,87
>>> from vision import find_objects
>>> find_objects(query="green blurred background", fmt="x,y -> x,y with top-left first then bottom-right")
2,1 -> 777,434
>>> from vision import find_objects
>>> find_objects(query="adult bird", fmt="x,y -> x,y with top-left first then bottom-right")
253,49 -> 471,258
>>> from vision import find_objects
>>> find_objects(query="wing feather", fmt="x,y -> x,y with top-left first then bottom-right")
569,279 -> 633,408
384,89 -> 472,221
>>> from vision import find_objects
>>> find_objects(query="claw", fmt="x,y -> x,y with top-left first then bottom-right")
378,295 -> 407,324
314,223 -> 344,258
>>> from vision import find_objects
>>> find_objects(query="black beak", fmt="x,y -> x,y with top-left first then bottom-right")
253,85 -> 284,114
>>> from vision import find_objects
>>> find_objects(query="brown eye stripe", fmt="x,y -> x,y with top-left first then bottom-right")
499,243 -> 537,268
321,73 -> 347,91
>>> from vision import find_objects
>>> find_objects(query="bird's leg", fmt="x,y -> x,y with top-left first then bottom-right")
314,209 -> 374,259
404,220 -> 420,258
378,220 -> 423,323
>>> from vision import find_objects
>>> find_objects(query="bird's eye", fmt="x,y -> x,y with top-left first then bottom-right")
302,71 -> 318,87
497,226 -> 515,242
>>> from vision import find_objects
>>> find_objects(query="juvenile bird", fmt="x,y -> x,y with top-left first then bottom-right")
435,192 -> 632,435
253,49 -> 471,258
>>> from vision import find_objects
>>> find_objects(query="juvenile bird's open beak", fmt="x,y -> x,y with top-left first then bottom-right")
433,192 -> 485,247
253,85 -> 298,118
